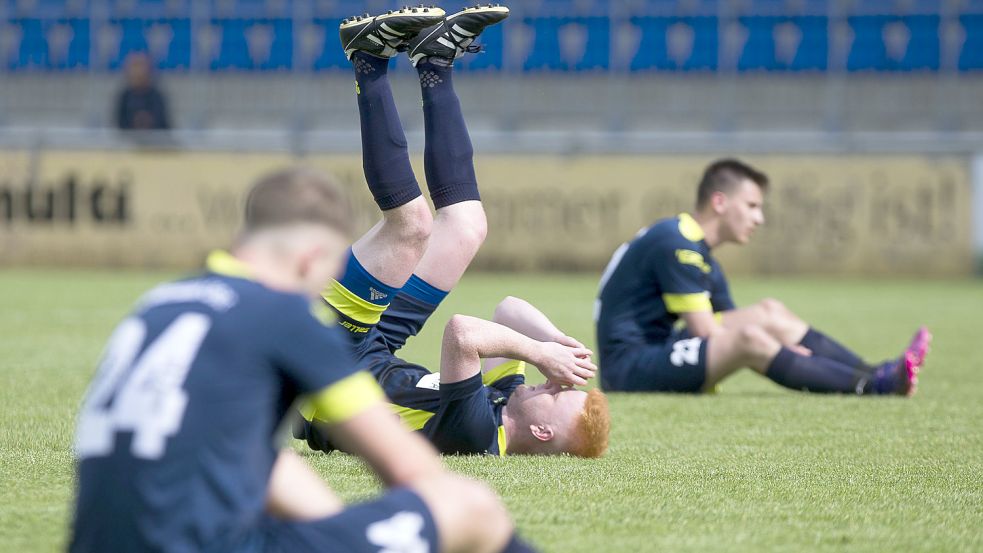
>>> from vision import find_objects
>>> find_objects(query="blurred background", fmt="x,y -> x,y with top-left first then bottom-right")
1,0 -> 981,276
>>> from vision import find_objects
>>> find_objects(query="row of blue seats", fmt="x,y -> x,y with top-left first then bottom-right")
4,14 -> 982,71
4,0 -> 983,17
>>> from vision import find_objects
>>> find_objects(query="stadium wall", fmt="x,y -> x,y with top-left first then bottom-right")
0,150 -> 973,277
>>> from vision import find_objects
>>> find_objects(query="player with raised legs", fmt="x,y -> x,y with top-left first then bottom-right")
297,5 -> 610,459
69,164 -> 534,552
595,159 -> 932,396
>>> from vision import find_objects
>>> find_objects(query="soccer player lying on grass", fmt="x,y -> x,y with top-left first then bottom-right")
295,5 -> 609,458
70,164 -> 536,553
595,159 -> 932,396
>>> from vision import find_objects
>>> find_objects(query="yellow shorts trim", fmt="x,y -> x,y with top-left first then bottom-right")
323,280 -> 388,325
663,292 -> 712,314
482,360 -> 526,386
305,372 -> 386,424
390,405 -> 437,431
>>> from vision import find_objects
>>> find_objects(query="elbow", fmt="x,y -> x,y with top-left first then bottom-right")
493,295 -> 526,325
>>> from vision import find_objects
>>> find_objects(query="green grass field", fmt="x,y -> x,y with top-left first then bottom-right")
1,270 -> 981,552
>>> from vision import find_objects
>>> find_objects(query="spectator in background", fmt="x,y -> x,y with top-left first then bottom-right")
115,52 -> 171,131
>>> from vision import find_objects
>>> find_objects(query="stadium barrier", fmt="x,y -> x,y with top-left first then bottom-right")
0,149 -> 974,276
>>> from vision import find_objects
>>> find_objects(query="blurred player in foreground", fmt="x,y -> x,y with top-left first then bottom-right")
70,165 -> 534,552
595,159 -> 931,396
297,5 -> 609,458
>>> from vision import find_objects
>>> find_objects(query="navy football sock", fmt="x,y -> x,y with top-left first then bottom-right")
417,60 -> 480,209
800,328 -> 873,372
352,52 -> 421,211
766,347 -> 871,394
500,533 -> 538,553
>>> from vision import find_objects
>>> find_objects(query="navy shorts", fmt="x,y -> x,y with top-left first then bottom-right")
224,488 -> 439,553
601,331 -> 709,393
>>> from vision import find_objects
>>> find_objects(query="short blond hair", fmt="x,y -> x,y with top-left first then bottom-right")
568,389 -> 610,458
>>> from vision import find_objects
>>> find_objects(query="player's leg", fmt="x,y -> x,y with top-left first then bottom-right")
371,7 -> 513,354
257,476 -> 533,553
341,9 -> 445,290
722,299 -> 932,374
705,325 -> 917,395
406,6 -> 511,292
327,9 -> 445,342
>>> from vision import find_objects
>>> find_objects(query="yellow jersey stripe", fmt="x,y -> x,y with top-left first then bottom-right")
482,360 -> 526,386
306,372 -> 386,424
390,404 -> 437,431
323,280 -> 388,325
663,292 -> 712,313
497,425 -> 508,457
205,250 -> 252,279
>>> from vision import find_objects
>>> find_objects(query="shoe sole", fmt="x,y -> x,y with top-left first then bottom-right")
341,7 -> 446,56
905,326 -> 932,372
408,5 -> 510,64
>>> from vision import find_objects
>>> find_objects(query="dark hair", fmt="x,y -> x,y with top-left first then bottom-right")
243,167 -> 353,236
696,159 -> 769,210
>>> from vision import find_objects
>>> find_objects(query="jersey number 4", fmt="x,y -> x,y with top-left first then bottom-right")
74,313 -> 212,460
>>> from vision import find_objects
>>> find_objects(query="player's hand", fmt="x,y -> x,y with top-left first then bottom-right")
533,342 -> 597,387
554,334 -> 587,350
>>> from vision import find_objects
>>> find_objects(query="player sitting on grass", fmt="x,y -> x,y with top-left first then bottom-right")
295,5 -> 609,458
70,164 -> 536,552
595,159 -> 931,396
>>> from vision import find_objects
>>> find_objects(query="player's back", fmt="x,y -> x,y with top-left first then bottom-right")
596,214 -> 731,385
70,265 -> 354,553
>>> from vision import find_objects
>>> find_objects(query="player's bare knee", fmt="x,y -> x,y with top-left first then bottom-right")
436,203 -> 487,249
449,478 -> 512,540
384,198 -> 433,248
444,314 -> 479,351
737,325 -> 774,357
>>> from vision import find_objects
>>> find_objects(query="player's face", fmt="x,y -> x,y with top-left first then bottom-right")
722,179 -> 765,245
511,382 -> 588,451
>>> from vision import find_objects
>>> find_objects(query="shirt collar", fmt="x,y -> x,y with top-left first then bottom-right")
677,212 -> 706,243
205,250 -> 253,280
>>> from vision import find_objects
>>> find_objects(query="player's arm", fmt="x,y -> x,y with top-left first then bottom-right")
442,314 -> 596,387
485,295 -> 587,371
305,373 -> 445,487
678,310 -> 720,338
266,448 -> 345,521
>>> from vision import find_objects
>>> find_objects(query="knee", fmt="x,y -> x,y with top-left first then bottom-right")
443,477 -> 512,539
737,325 -> 775,357
385,198 -> 433,250
436,203 -> 487,250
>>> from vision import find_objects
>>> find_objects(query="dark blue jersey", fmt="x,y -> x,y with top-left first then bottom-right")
595,214 -> 735,377
70,251 -> 378,553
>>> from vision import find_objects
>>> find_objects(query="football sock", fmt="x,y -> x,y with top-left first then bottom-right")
417,59 -> 480,209
800,328 -> 874,372
352,52 -> 422,211
377,275 -> 449,352
324,250 -> 400,340
500,533 -> 538,553
766,347 -> 872,394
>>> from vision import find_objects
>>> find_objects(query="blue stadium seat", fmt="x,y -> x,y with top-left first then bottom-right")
738,16 -> 827,71
629,16 -> 718,71
847,15 -> 940,71
522,16 -> 610,71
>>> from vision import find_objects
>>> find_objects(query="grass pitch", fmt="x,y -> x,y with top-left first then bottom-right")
1,270 -> 981,552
